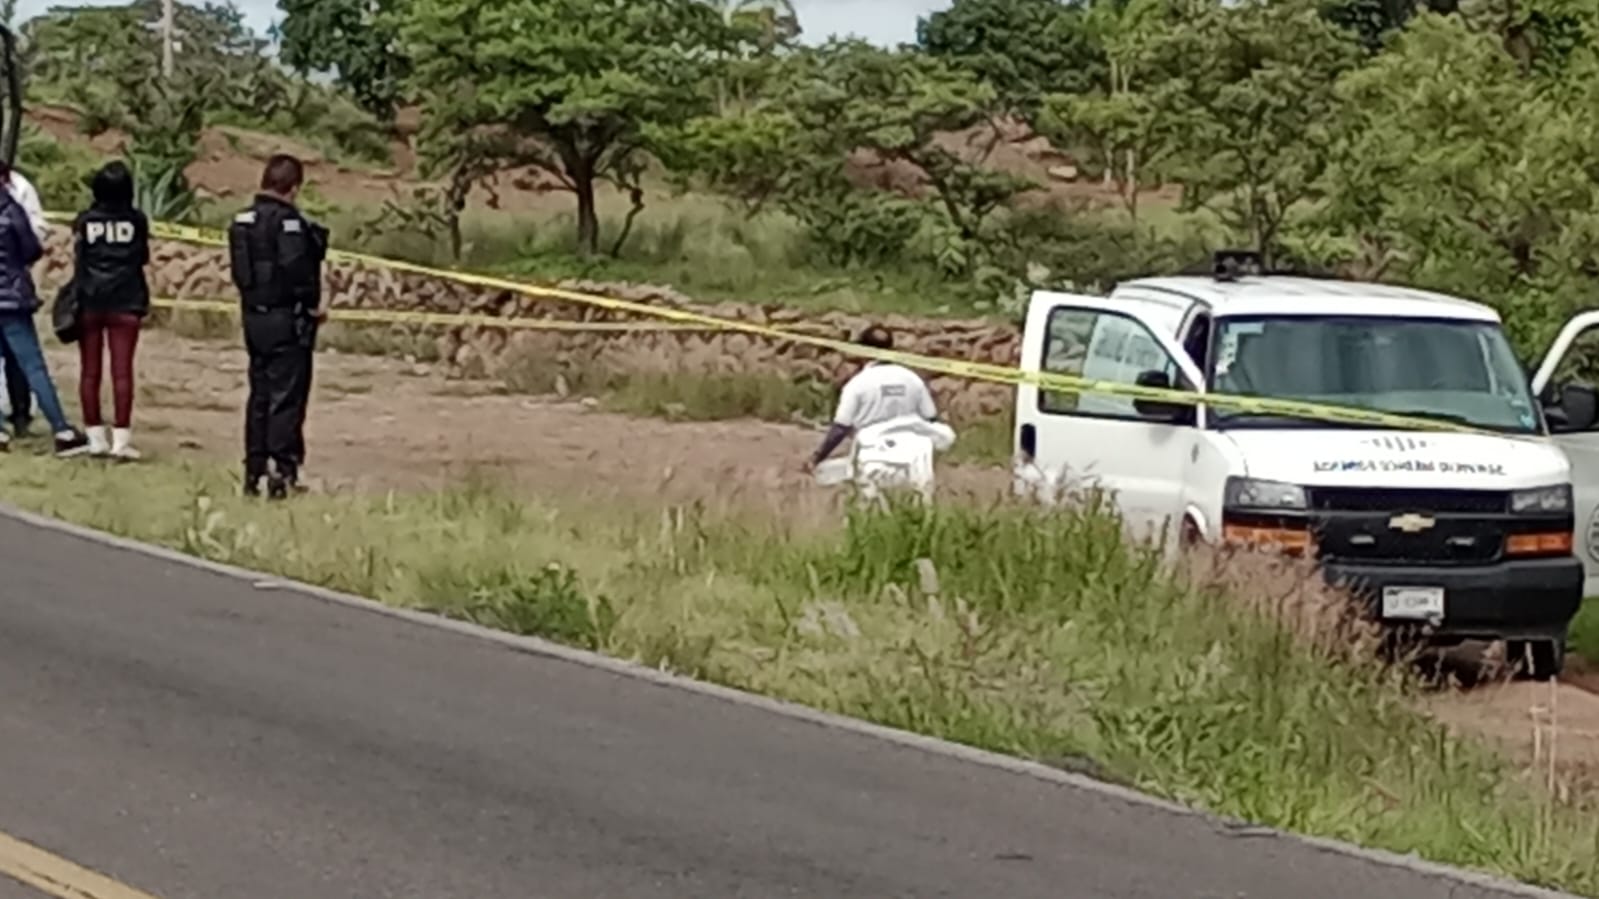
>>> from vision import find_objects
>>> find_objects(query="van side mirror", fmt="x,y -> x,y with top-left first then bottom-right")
1549,382 -> 1599,433
1132,369 -> 1191,423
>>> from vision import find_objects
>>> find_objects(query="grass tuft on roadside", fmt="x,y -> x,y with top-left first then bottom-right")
0,452 -> 1595,895
1573,599 -> 1599,663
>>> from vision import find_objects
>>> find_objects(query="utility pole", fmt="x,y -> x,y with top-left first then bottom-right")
160,0 -> 174,80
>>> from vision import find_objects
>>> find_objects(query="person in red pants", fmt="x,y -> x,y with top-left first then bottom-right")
72,161 -> 149,459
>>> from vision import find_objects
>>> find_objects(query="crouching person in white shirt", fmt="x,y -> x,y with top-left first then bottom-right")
803,325 -> 954,499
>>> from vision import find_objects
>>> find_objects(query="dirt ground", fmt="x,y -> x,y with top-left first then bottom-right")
25,328 -> 1599,786
37,329 -> 828,500
1427,653 -> 1599,793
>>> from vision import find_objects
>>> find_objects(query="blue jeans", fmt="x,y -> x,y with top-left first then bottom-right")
0,312 -> 70,434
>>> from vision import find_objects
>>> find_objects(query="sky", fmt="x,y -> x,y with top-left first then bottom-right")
12,0 -> 953,47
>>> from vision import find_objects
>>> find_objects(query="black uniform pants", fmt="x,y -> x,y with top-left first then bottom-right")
243,309 -> 314,480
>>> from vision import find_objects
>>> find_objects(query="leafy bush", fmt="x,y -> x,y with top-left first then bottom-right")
16,124 -> 99,210
129,155 -> 199,224
458,563 -> 617,650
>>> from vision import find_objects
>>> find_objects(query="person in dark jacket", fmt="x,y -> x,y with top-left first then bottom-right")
229,154 -> 328,499
72,160 -> 150,459
2,167 -> 47,437
0,161 -> 88,456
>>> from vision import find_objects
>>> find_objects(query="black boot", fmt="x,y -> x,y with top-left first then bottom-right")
244,469 -> 263,498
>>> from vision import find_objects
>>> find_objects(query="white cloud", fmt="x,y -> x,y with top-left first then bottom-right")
12,0 -> 950,47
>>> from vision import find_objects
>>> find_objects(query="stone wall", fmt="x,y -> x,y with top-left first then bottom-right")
39,233 -> 1022,419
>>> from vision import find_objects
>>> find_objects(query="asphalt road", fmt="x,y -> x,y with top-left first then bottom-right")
0,878 -> 45,899
0,512 -> 1568,899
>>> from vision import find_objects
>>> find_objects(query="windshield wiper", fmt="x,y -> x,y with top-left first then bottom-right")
1213,411 -> 1355,429
1220,407 -> 1521,433
1379,409 -> 1479,427
1381,409 -> 1534,434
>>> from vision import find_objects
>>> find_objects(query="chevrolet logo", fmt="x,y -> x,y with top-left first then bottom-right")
1389,513 -> 1437,534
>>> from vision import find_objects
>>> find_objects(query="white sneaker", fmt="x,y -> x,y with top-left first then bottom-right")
87,426 -> 111,457
111,427 -> 141,461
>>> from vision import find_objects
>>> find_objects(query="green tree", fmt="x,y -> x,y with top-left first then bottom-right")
1142,0 -> 1360,263
1320,0 -> 1463,53
660,42 -> 1030,272
275,0 -> 409,119
25,1 -> 284,119
1459,0 -> 1598,75
698,0 -> 800,114
813,43 -> 1028,245
703,0 -> 798,48
1306,13 -> 1599,349
19,2 -> 250,219
1038,0 -> 1174,217
395,0 -> 727,256
917,0 -> 1103,115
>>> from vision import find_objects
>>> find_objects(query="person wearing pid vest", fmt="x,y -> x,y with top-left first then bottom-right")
228,154 -> 329,499
72,161 -> 151,459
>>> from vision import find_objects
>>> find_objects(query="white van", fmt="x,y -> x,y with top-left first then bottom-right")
1013,256 -> 1599,679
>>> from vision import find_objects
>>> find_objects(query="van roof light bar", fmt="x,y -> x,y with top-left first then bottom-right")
1213,250 -> 1263,282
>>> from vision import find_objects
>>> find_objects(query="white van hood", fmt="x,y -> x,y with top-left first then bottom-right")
1225,430 -> 1569,490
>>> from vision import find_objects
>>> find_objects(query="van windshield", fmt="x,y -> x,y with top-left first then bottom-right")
1209,315 -> 1541,434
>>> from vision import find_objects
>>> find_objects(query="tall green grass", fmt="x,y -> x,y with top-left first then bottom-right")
0,453 -> 1594,895
309,189 -> 1006,317
1573,600 -> 1599,662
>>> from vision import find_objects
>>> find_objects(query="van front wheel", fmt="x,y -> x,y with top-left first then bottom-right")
1506,637 -> 1566,682
1180,517 -> 1203,549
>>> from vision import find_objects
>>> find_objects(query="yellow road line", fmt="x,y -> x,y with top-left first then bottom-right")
0,830 -> 160,899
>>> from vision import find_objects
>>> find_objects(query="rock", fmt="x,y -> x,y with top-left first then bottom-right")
111,237 -> 1029,421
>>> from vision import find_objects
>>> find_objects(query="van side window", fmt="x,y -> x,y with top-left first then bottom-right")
1039,306 -> 1180,420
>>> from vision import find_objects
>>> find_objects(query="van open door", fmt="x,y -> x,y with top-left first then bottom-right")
1533,311 -> 1599,596
1015,291 -> 1205,545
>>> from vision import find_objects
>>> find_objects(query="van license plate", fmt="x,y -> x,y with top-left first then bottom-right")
1381,586 -> 1445,620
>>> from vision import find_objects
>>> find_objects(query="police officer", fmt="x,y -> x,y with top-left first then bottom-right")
228,154 -> 329,499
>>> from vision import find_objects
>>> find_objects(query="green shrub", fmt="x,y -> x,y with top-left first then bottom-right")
1571,599 -> 1598,663
456,563 -> 617,650
17,124 -> 99,210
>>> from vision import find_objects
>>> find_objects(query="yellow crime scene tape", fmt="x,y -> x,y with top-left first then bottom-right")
47,212 -> 1505,436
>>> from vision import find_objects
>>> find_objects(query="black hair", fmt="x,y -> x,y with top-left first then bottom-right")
261,154 -> 305,194
92,160 -> 135,209
857,325 -> 893,351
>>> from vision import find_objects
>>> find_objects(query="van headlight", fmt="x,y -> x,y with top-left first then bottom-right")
1510,484 -> 1572,514
1224,477 -> 1308,511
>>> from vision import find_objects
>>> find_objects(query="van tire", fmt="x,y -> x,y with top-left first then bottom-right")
1180,517 -> 1203,549
1507,638 -> 1566,682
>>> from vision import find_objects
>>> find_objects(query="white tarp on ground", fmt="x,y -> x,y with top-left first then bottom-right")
814,415 -> 957,500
